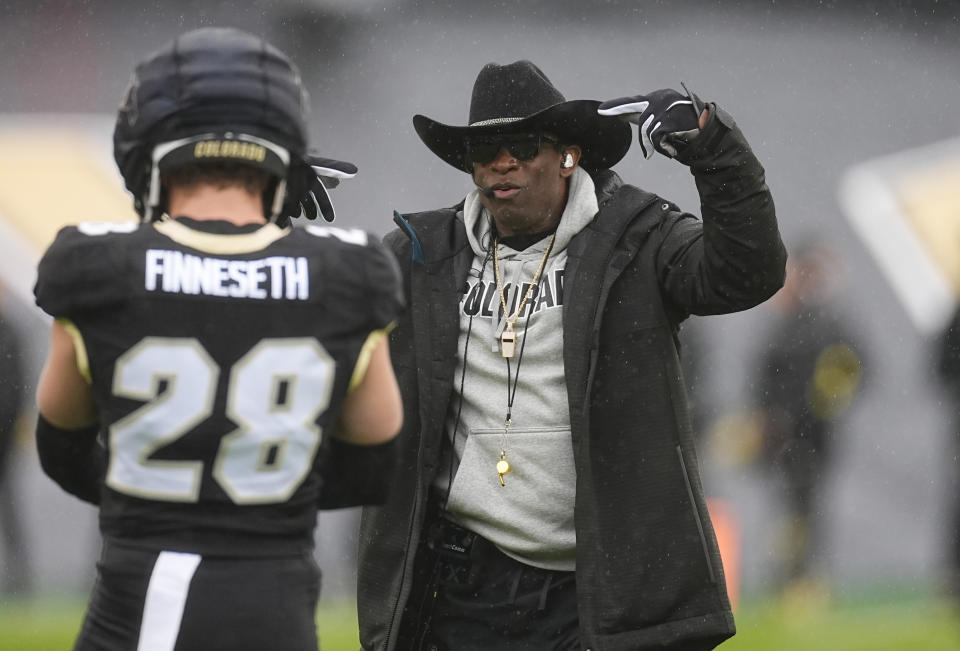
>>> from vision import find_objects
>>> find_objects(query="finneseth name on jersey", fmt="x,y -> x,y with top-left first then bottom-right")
145,249 -> 311,300
33,219 -> 404,556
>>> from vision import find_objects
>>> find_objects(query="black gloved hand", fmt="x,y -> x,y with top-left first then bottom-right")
299,157 -> 358,222
281,155 -> 358,225
598,84 -> 705,159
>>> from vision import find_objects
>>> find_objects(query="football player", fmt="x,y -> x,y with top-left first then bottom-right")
33,27 -> 403,651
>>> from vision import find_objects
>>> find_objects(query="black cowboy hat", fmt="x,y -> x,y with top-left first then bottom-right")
413,60 -> 632,173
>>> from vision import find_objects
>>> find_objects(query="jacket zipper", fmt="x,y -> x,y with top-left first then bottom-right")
676,445 -> 716,583
381,407 -> 431,651
383,220 -> 425,651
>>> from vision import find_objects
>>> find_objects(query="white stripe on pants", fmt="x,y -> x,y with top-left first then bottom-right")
137,551 -> 201,651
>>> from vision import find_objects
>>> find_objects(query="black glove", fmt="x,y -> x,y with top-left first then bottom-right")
281,155 -> 358,225
598,84 -> 705,159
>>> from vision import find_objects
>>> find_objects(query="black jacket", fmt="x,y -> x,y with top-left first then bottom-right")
358,106 -> 786,651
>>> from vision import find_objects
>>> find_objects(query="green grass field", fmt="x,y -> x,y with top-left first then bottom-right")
1,593 -> 958,651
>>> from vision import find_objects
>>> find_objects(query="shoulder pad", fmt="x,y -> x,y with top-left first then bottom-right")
363,237 -> 405,330
297,226 -> 404,331
34,222 -> 138,317
304,224 -> 369,246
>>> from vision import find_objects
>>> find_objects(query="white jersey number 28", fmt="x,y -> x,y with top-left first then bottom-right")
106,337 -> 333,504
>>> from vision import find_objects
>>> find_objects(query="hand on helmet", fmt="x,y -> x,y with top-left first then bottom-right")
598,84 -> 706,159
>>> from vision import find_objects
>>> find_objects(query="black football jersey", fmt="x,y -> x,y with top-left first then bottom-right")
34,217 -> 403,555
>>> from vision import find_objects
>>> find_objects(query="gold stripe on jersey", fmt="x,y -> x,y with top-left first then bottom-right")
153,218 -> 289,255
348,324 -> 396,392
57,318 -> 92,384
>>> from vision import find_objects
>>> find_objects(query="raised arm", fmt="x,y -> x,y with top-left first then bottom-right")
600,85 -> 786,314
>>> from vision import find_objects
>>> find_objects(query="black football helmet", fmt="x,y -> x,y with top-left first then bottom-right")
113,27 -> 355,222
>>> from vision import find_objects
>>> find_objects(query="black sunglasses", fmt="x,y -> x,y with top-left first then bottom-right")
464,133 -> 559,167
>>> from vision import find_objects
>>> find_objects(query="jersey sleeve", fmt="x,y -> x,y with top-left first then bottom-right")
34,224 -> 131,318
361,237 -> 405,331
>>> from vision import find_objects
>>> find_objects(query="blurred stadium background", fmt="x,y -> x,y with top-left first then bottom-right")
2,0 -> 960,648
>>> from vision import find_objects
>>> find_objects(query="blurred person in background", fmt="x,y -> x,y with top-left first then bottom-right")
749,239 -> 864,604
32,27 -> 404,650
0,286 -> 31,596
358,59 -> 786,651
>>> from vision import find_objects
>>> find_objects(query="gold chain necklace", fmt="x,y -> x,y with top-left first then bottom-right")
493,232 -> 557,359
491,231 -> 557,486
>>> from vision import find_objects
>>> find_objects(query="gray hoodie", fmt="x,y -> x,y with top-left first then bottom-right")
434,167 -> 599,571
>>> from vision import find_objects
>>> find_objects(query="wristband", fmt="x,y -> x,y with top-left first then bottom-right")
35,414 -> 105,505
316,436 -> 399,509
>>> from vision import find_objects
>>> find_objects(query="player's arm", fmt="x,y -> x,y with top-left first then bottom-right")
317,331 -> 403,509
35,319 -> 105,505
336,331 -> 403,445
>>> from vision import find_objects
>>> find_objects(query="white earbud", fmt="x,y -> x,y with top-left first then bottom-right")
562,153 -> 574,168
